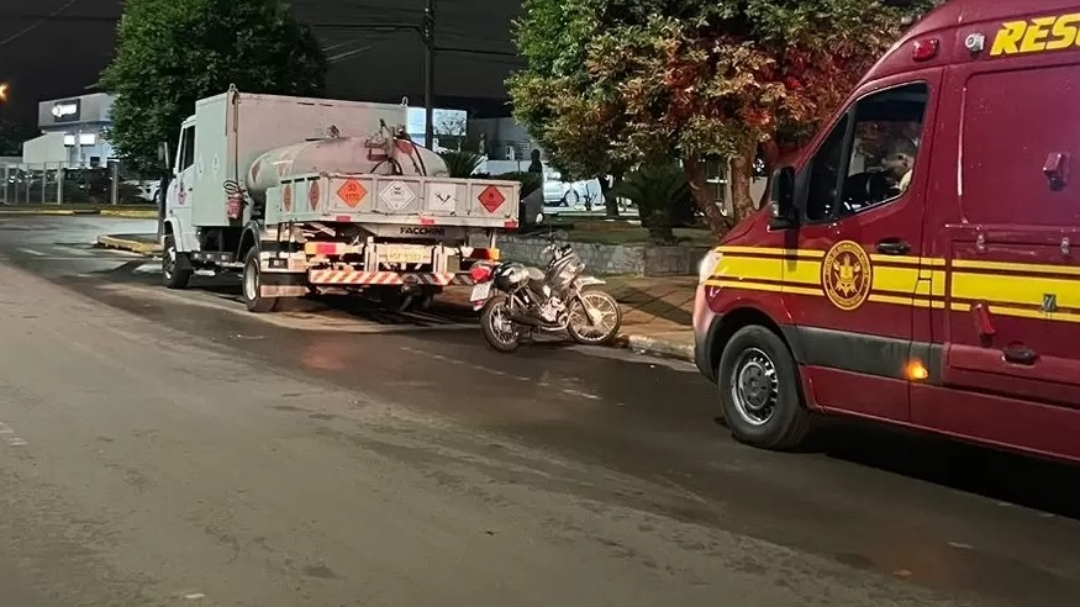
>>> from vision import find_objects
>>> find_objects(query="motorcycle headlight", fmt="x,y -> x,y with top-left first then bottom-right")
698,249 -> 723,283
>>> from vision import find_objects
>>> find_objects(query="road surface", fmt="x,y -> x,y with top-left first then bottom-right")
0,215 -> 1076,606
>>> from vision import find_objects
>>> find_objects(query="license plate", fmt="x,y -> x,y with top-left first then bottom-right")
380,245 -> 429,264
470,282 -> 492,303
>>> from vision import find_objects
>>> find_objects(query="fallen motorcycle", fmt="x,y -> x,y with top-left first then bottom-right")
469,232 -> 622,353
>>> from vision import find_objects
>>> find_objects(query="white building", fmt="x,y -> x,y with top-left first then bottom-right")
22,93 -> 115,168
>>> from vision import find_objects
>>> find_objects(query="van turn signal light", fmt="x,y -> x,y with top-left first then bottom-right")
904,360 -> 929,382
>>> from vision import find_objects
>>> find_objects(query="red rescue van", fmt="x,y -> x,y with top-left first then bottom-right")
694,0 -> 1080,462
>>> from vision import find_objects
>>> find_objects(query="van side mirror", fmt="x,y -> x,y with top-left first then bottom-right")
768,166 -> 797,230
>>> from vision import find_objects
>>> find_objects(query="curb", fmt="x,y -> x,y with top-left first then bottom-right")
100,209 -> 159,219
0,209 -> 99,216
619,334 -> 694,362
96,234 -> 162,256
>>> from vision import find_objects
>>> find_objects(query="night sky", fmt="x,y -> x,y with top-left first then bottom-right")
0,0 -> 523,127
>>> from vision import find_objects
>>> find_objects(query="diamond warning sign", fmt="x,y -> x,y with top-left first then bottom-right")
283,184 -> 293,211
477,185 -> 506,213
337,179 -> 367,208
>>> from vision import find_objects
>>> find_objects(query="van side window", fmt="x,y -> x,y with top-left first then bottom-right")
179,126 -> 196,171
805,115 -> 850,221
841,83 -> 929,214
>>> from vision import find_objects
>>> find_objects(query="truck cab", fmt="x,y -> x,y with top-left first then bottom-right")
694,0 -> 1080,462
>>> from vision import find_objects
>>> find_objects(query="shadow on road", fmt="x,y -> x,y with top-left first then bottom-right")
816,421 -> 1080,520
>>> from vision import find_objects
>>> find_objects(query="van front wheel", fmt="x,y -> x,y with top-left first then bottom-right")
717,325 -> 810,451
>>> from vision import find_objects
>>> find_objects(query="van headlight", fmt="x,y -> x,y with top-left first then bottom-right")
698,249 -> 723,283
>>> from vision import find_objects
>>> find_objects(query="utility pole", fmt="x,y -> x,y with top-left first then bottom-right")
422,0 -> 435,148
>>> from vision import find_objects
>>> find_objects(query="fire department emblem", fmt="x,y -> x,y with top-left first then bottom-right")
822,240 -> 872,311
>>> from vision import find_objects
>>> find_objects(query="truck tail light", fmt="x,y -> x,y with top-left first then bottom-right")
912,38 -> 939,62
470,264 -> 493,282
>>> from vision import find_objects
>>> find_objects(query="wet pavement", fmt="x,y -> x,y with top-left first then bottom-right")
0,215 -> 1077,605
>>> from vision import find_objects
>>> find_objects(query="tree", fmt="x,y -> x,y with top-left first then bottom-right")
509,0 -> 935,236
101,0 -> 327,172
0,120 -> 38,157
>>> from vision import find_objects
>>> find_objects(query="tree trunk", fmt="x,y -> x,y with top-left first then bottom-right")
683,158 -> 729,237
728,143 -> 758,224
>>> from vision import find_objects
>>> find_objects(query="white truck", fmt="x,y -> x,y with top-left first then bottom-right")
160,87 -> 521,312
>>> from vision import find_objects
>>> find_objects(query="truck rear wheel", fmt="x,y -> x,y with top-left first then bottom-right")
162,235 -> 192,290
717,325 -> 810,451
242,248 -> 279,313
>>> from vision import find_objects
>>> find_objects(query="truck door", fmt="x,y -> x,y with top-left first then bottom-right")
165,122 -> 197,251
784,75 -> 940,422
912,52 -> 1080,458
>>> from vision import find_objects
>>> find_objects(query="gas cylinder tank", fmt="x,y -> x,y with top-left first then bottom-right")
245,137 -> 449,203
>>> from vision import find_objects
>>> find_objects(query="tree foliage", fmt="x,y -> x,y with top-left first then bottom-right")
101,0 -> 327,172
509,0 -> 936,236
0,120 -> 38,157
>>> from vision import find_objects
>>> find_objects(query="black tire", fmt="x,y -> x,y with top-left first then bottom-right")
717,325 -> 810,450
567,290 -> 622,345
242,247 -> 278,313
162,235 -> 192,289
480,295 -> 521,353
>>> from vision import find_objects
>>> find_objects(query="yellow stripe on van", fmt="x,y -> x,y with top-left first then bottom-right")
951,272 -> 1080,310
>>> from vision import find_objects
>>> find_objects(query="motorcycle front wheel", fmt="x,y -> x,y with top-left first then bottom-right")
480,294 -> 522,353
568,290 -> 622,345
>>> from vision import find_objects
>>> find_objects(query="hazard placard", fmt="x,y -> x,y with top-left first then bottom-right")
337,179 -> 367,208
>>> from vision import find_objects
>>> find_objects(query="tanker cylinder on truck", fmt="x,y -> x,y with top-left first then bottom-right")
243,124 -> 449,216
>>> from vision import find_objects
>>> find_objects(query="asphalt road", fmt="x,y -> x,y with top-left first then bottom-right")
0,215 -> 1077,606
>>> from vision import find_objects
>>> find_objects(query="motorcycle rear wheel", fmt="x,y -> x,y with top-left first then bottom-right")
568,290 -> 622,345
480,295 -> 522,353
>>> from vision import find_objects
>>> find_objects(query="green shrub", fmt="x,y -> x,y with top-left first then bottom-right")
613,161 -> 696,245
439,151 -> 484,178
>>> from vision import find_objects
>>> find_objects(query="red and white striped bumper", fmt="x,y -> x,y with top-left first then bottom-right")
307,270 -> 475,286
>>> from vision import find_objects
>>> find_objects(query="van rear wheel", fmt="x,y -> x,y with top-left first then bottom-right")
717,325 -> 810,450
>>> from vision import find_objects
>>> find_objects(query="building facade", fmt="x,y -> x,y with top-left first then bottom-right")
22,93 -> 115,167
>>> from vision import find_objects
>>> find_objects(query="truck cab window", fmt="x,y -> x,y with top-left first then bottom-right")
179,127 -> 196,171
841,83 -> 928,214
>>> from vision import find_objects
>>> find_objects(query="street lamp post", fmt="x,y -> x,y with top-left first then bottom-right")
422,0 -> 435,149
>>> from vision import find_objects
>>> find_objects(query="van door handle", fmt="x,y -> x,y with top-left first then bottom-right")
1003,345 -> 1038,366
876,239 -> 911,255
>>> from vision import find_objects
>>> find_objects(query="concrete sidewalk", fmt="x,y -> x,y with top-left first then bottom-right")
97,232 -> 697,361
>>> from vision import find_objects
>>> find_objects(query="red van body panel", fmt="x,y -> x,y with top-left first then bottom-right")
695,0 -> 1080,463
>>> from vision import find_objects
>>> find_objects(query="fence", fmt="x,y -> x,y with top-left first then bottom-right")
0,162 -> 160,206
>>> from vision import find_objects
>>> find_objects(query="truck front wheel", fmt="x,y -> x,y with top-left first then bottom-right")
242,248 -> 279,313
162,235 -> 192,290
717,325 -> 810,451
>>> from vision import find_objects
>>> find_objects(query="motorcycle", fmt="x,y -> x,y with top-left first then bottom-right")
469,229 -> 622,353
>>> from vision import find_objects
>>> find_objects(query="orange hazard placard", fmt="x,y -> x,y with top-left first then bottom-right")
337,179 -> 368,208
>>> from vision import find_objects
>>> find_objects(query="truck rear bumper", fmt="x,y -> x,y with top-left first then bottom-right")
307,270 -> 475,287
260,270 -> 308,298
